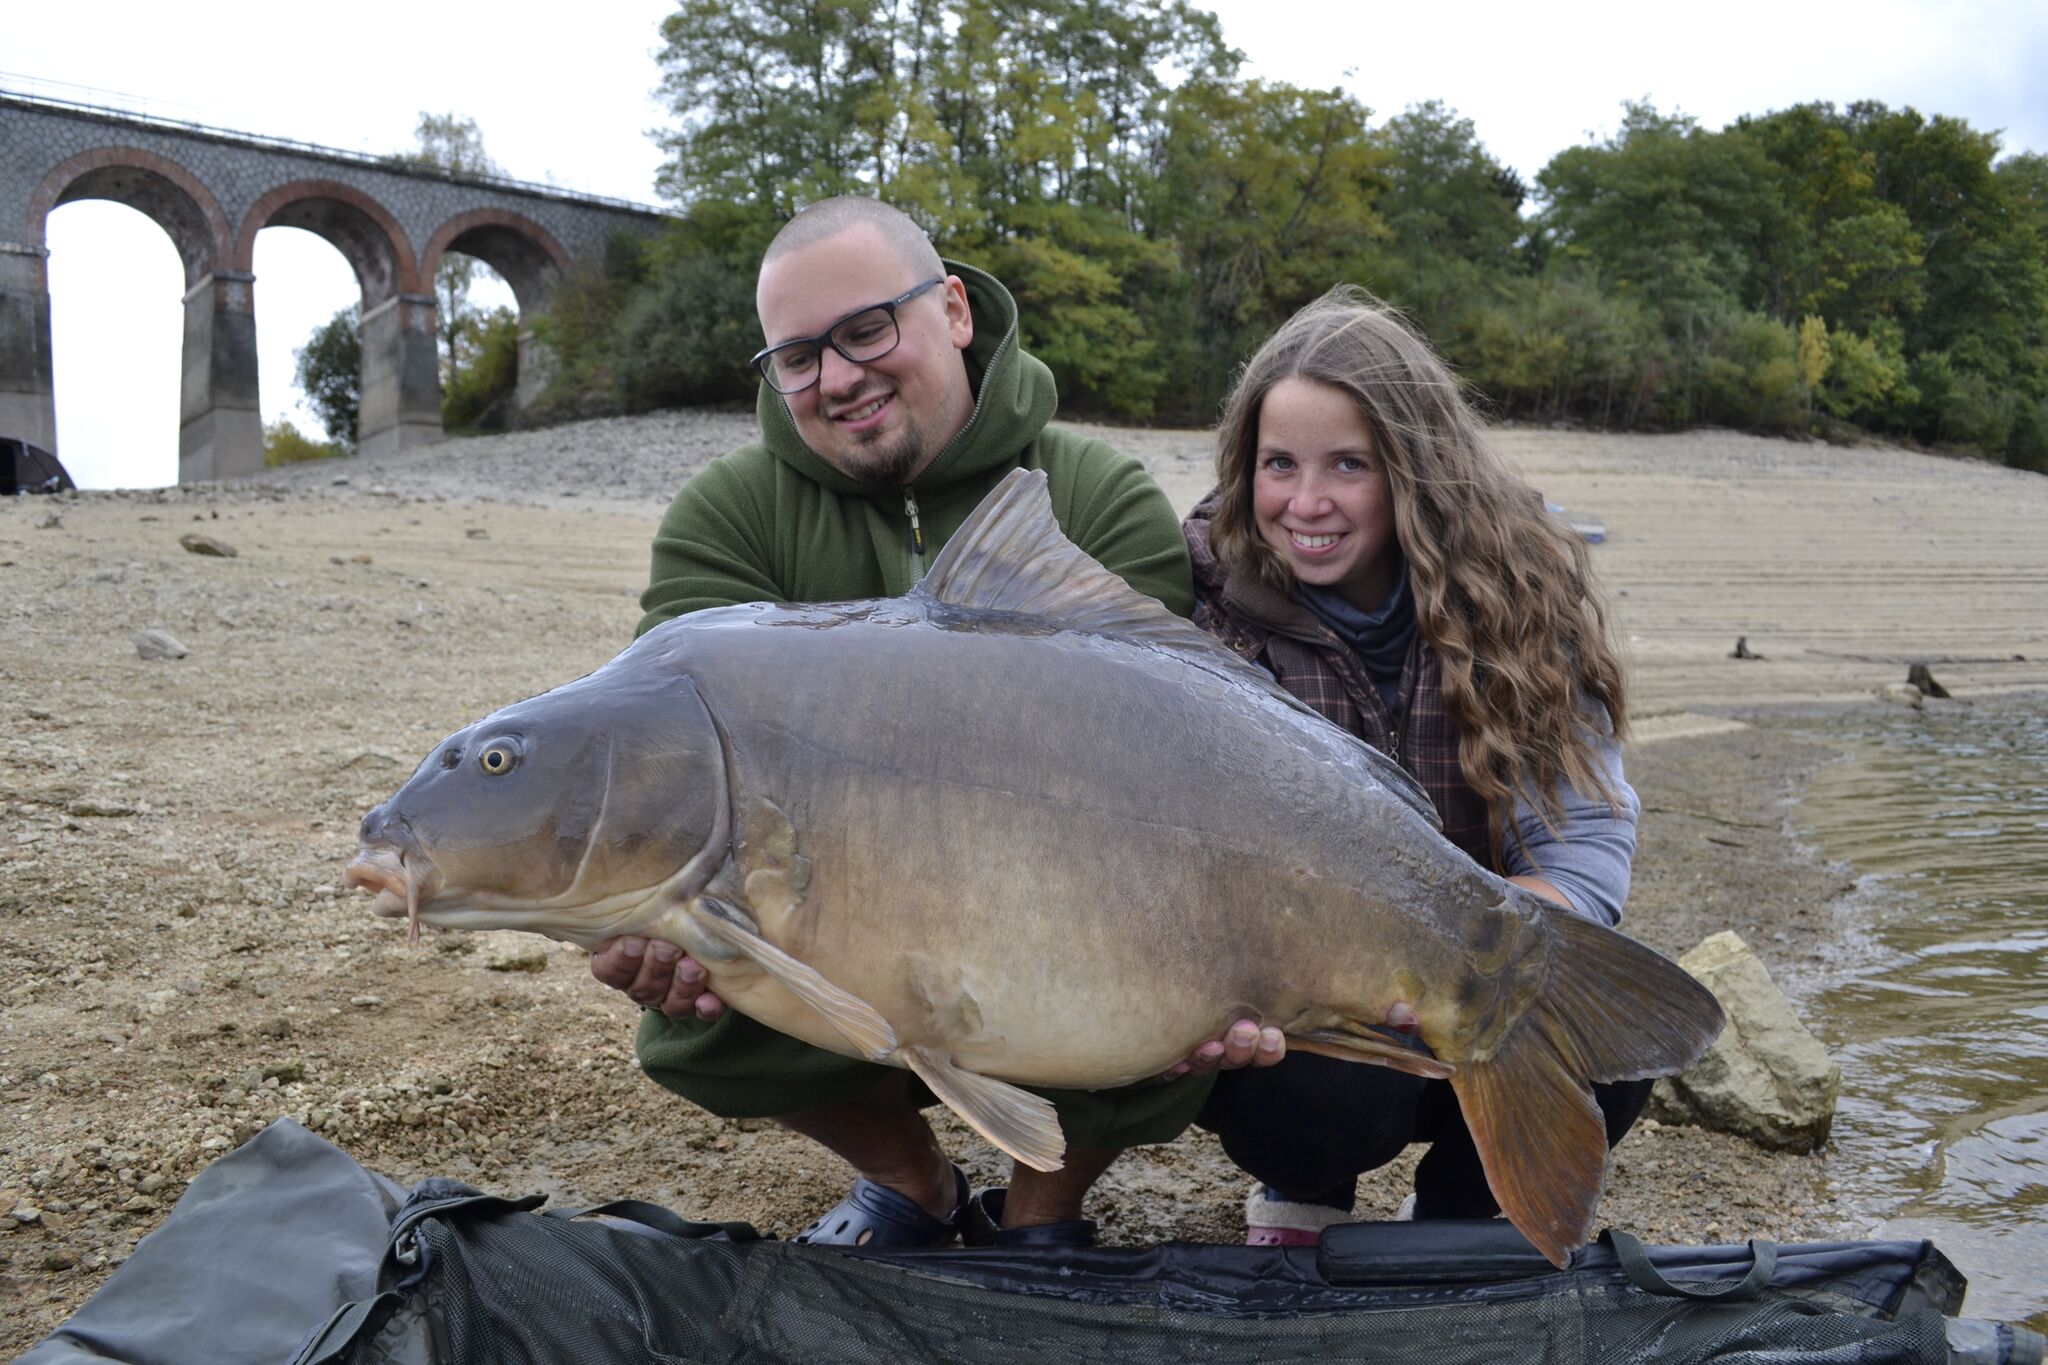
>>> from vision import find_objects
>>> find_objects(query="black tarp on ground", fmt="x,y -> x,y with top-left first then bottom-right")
19,1120 -> 2040,1365
1,437 -> 75,495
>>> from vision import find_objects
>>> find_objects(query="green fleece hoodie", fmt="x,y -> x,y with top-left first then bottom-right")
636,260 -> 1192,634
631,261 -> 1212,1150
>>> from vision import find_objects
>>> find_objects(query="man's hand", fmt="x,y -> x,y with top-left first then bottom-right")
589,936 -> 726,1021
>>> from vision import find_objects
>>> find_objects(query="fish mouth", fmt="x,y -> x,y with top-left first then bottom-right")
344,845 -> 444,946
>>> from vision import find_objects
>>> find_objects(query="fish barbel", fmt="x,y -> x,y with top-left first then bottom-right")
345,469 -> 1721,1265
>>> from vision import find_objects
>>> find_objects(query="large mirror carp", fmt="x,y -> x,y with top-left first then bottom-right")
347,469 -> 1723,1266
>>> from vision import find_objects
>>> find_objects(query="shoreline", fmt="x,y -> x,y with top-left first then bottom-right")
5,416 -> 2044,1348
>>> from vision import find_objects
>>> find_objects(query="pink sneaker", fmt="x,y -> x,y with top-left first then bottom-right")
1243,1183 -> 1356,1247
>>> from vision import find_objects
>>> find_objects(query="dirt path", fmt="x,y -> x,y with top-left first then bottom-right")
4,419 -> 2041,1350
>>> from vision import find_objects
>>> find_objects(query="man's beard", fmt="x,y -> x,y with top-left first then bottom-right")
842,410 -> 933,490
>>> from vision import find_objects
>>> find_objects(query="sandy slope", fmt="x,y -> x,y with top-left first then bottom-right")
2,414 -> 2041,1349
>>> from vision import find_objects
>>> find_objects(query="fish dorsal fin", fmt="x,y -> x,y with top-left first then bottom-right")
917,469 -> 1442,830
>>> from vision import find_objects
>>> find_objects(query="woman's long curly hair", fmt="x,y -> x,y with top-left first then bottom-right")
1210,285 -> 1629,837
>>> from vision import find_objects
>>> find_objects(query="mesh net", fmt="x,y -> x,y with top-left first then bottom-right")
375,1213 -> 1952,1365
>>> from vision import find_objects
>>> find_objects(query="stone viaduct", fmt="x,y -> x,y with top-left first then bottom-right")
1,92 -> 670,481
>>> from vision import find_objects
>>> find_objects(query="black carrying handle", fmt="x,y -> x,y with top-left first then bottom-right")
548,1197 -> 762,1242
1604,1229 -> 1778,1301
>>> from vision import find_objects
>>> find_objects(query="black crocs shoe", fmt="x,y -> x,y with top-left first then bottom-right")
792,1165 -> 969,1249
961,1188 -> 1098,1248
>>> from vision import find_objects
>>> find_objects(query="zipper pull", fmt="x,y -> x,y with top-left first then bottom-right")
903,490 -> 926,560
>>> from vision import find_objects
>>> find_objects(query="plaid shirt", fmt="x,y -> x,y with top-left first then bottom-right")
1186,500 -> 1496,867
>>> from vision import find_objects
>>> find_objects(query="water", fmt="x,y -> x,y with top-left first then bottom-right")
1787,693 -> 2048,1327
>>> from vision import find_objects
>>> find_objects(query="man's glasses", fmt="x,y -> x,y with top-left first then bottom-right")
751,277 -> 945,395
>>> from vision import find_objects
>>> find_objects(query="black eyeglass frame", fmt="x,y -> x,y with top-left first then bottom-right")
750,276 -> 947,394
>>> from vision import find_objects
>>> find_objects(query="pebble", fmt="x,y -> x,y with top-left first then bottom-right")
350,995 -> 383,1009
34,512 -> 62,530
177,532 -> 239,558
258,1015 -> 293,1038
132,629 -> 189,661
487,944 -> 549,973
66,798 -> 139,818
43,1248 -> 78,1271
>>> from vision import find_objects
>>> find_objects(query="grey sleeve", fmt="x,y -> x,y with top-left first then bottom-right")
1500,724 -> 1639,927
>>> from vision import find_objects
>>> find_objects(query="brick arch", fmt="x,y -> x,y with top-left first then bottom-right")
29,146 -> 234,288
419,208 -> 573,318
235,179 -> 420,304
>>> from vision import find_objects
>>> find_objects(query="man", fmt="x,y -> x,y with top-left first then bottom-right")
588,198 -> 1285,1248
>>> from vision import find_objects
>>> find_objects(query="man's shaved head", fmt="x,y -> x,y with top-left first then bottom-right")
762,198 -> 944,280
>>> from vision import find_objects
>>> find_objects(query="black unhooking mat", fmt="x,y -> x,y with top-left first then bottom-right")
18,1119 -> 2044,1364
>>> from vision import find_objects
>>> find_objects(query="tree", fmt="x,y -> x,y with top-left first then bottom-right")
1365,101 -> 1525,329
396,113 -> 506,386
294,305 -> 361,446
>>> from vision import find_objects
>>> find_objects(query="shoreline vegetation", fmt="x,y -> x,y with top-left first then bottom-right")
455,0 -> 2048,474
3,415 -> 2046,1350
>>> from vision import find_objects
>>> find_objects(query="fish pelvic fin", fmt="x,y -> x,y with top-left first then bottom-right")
691,898 -> 898,1062
900,1045 -> 1066,1173
1288,1028 -> 1456,1079
1448,1021 -> 1608,1270
1446,904 -> 1729,1269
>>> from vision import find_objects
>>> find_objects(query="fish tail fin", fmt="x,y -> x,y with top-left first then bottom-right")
1450,908 -> 1725,1268
1448,1023 -> 1606,1269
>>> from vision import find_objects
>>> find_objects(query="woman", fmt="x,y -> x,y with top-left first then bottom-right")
1182,286 -> 1648,1246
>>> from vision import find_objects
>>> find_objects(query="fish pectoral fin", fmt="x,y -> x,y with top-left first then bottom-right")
690,898 -> 898,1062
1288,1028 -> 1457,1080
900,1045 -> 1065,1174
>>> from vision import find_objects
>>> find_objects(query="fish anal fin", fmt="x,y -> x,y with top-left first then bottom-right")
901,1045 -> 1065,1173
690,898 -> 897,1061
1449,1021 -> 1608,1270
1289,1029 -> 1457,1080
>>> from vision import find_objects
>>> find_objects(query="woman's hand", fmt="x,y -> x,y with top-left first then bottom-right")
1163,1000 -> 1422,1078
589,936 -> 726,1021
1163,1020 -> 1287,1077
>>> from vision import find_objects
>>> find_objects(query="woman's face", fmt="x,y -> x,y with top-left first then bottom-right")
1251,377 -> 1401,610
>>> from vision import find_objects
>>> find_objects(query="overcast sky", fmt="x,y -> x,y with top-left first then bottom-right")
11,0 -> 2045,488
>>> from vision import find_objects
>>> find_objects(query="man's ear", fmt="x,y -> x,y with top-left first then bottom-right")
943,275 -> 974,351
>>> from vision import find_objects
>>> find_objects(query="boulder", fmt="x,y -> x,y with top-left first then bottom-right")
1651,930 -> 1840,1152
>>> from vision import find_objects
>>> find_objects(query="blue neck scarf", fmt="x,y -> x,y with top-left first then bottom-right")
1297,561 -> 1415,713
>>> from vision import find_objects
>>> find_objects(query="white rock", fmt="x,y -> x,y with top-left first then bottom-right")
1653,930 -> 1841,1151
132,629 -> 189,661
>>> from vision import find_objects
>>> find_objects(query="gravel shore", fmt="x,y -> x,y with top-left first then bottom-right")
4,411 -> 2043,1350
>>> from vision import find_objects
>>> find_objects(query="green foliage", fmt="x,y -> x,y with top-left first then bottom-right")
605,216 -> 768,409
1451,273 -> 1659,426
293,306 -> 360,447
263,418 -> 346,466
561,3 -> 2048,471
442,307 -> 521,432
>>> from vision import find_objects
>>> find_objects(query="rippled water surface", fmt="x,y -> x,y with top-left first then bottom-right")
1787,693 -> 2048,1327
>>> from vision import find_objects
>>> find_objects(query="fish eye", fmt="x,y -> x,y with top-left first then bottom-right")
477,738 -> 523,776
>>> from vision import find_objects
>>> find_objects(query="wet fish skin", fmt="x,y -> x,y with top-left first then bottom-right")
347,470 -> 1723,1267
